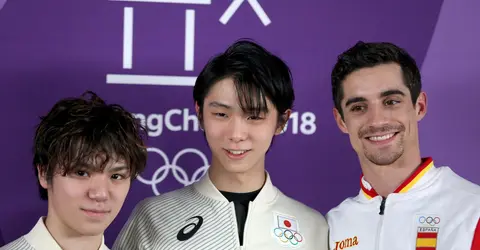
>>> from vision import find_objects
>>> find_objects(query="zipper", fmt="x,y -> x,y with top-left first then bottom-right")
230,202 -> 241,248
379,196 -> 386,215
231,201 -> 253,250
375,197 -> 387,250
241,201 -> 253,250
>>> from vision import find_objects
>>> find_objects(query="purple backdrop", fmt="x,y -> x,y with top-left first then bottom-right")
0,0 -> 478,247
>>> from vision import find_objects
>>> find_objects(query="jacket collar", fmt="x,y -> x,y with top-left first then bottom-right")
360,157 -> 437,200
193,170 -> 278,205
24,217 -> 109,250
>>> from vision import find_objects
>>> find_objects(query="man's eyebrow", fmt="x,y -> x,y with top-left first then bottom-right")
380,89 -> 405,97
208,101 -> 231,109
344,89 -> 406,107
345,97 -> 367,107
108,165 -> 129,172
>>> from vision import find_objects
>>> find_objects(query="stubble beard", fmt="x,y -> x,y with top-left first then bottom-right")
363,134 -> 405,166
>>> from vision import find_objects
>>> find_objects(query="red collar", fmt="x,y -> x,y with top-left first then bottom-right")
360,157 -> 434,199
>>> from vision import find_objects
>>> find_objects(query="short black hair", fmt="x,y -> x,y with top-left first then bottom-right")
193,39 -> 295,126
331,41 -> 421,118
33,91 -> 148,200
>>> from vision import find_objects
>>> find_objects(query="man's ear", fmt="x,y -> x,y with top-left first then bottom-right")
415,91 -> 427,122
37,165 -> 48,189
275,109 -> 292,135
333,108 -> 349,134
195,101 -> 200,115
195,102 -> 204,130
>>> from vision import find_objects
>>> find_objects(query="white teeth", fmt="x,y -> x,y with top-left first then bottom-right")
369,133 -> 395,141
228,150 -> 247,155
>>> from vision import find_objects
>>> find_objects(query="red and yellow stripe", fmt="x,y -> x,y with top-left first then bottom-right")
416,231 -> 438,249
361,157 -> 434,199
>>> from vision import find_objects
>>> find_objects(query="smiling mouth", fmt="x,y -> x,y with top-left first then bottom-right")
223,149 -> 251,158
226,149 -> 249,155
366,132 -> 399,142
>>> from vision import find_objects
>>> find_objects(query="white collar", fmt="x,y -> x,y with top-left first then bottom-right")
358,157 -> 441,201
193,171 -> 279,205
24,217 -> 109,250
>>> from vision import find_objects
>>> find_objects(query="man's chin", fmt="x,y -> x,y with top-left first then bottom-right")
222,163 -> 253,174
364,151 -> 403,166
74,222 -> 110,237
367,156 -> 401,166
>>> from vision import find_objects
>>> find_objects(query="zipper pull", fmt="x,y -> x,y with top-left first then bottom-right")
379,197 -> 386,215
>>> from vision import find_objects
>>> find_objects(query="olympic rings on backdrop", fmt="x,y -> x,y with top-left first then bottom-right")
136,147 -> 209,195
273,227 -> 303,246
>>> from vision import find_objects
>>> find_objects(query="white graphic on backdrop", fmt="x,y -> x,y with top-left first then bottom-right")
278,111 -> 317,135
136,147 -> 210,195
110,0 -> 210,4
220,0 -> 271,26
106,0 -> 317,136
134,109 -> 317,136
134,109 -> 200,137
107,0 -> 271,86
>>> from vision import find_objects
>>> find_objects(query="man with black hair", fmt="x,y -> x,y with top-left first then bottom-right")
1,91 -> 148,250
326,41 -> 480,249
113,39 -> 329,250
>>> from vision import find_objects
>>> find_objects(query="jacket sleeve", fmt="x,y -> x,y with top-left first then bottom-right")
472,219 -> 480,250
112,199 -> 155,250
313,214 -> 330,250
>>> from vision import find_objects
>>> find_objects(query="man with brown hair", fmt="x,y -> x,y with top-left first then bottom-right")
1,91 -> 148,250
327,41 -> 480,249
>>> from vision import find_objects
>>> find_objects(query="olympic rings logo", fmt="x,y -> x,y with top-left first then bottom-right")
136,147 -> 210,195
273,228 -> 303,246
418,216 -> 440,226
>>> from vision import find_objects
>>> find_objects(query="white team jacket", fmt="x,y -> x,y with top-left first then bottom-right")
0,217 -> 109,250
113,172 -> 329,250
326,157 -> 480,250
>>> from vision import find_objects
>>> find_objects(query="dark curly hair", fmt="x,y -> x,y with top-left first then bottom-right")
331,41 -> 421,118
33,91 -> 148,200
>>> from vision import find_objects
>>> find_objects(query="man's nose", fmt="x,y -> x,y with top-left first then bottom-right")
87,174 -> 109,202
228,117 -> 248,142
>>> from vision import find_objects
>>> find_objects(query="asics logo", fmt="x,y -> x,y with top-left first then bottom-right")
177,216 -> 204,241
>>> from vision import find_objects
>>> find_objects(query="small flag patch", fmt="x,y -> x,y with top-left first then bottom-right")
277,214 -> 298,232
416,227 -> 438,249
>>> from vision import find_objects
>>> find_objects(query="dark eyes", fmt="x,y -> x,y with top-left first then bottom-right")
212,113 -> 264,120
76,170 -> 88,177
74,170 -> 125,180
385,100 -> 400,106
350,100 -> 401,113
350,106 -> 365,112
111,174 -> 124,180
